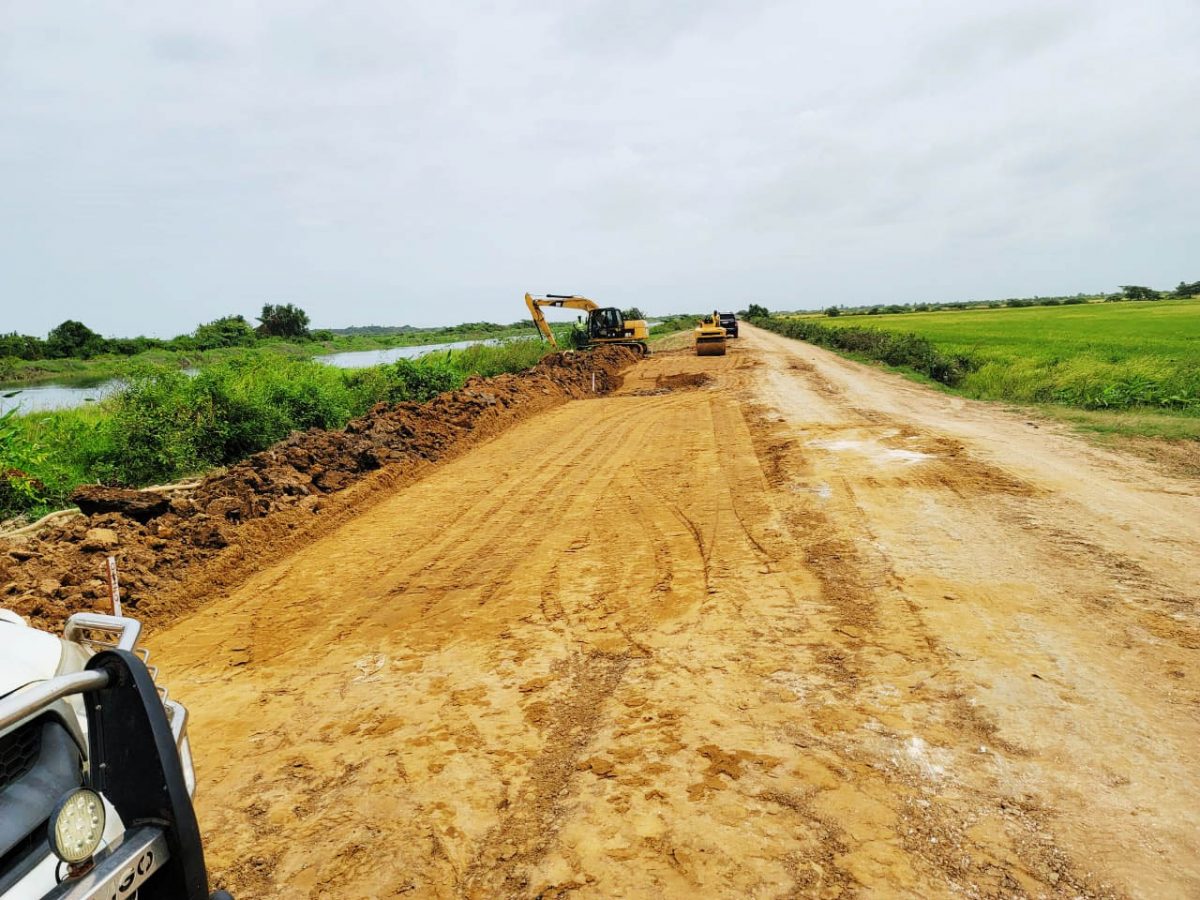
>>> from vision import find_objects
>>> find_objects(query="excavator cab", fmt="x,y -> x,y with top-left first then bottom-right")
587,307 -> 626,340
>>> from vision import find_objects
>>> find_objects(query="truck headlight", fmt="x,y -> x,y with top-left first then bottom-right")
48,788 -> 106,864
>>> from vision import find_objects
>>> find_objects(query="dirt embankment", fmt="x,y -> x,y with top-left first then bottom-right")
0,347 -> 636,632
145,332 -> 1200,898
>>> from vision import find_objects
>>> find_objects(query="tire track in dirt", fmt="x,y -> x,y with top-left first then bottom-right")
748,324 -> 1198,897
139,331 -> 1198,898
461,653 -> 631,897
739,381 -> 1104,897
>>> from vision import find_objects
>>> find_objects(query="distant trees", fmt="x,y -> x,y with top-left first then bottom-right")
746,303 -> 770,319
824,306 -> 841,317
621,307 -> 646,321
47,320 -> 105,358
0,332 -> 46,361
1118,285 -> 1163,301
0,305 -> 323,366
193,315 -> 257,350
826,280 -> 1194,316
256,303 -> 311,338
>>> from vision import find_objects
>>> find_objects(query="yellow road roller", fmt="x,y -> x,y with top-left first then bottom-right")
694,312 -> 727,356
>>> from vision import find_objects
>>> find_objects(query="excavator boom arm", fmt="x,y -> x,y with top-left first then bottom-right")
524,293 -> 601,349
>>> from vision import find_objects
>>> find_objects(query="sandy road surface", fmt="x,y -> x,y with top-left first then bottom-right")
150,324 -> 1200,898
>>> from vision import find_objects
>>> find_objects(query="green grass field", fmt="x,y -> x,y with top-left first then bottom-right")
765,300 -> 1200,439
815,300 -> 1195,360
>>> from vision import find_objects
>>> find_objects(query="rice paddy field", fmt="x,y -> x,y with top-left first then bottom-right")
775,300 -> 1200,439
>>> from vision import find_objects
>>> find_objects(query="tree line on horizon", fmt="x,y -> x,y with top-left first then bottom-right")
5,278 -> 1195,362
0,300 -> 555,364
819,279 -> 1199,318
0,303 -> 321,362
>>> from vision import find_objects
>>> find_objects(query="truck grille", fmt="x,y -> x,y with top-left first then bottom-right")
0,715 -> 83,879
0,720 -> 41,791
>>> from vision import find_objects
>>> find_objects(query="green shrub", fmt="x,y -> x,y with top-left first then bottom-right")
446,339 -> 546,378
0,336 -> 564,517
749,316 -> 975,386
348,356 -> 463,405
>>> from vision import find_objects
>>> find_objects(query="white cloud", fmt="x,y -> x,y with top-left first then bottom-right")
0,0 -> 1197,335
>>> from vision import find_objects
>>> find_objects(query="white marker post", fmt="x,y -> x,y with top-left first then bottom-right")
105,556 -> 122,617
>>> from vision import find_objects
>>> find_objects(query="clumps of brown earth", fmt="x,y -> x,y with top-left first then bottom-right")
629,372 -> 713,396
1,347 -> 636,632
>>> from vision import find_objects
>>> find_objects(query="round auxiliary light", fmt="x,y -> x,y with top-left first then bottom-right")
48,788 -> 106,864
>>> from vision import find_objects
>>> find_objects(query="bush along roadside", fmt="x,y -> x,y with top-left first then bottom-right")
0,338 -> 554,520
747,315 -> 1199,415
747,315 -> 977,386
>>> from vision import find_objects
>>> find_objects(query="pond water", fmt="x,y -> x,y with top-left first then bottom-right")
0,337 -> 529,415
315,338 -> 510,369
0,381 -> 121,415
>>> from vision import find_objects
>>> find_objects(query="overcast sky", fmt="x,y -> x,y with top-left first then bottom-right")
2,1 -> 1198,337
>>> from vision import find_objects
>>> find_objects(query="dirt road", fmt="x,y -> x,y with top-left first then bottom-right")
150,324 -> 1200,898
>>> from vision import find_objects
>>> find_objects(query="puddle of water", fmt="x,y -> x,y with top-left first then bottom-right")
315,337 -> 528,369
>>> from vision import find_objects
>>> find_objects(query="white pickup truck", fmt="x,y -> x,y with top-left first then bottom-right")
0,609 -> 229,900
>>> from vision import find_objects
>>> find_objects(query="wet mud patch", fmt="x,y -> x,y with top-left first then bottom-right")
798,424 -> 1041,500
908,437 -> 1041,498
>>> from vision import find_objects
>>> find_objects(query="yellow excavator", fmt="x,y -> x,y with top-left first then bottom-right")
694,311 -> 727,356
525,293 -> 650,356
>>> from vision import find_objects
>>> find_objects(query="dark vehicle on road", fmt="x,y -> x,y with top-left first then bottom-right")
718,312 -> 738,338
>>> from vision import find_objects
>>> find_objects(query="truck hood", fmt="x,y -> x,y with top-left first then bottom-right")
0,611 -> 65,700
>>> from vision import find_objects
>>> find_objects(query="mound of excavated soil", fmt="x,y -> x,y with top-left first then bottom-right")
1,347 -> 636,633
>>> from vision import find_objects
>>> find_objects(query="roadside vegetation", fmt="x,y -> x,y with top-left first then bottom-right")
648,314 -> 702,336
0,339 -> 552,520
0,303 -> 539,386
749,296 -> 1200,440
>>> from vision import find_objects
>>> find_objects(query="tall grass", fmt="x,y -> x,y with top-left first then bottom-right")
752,299 -> 1200,414
0,340 -> 556,518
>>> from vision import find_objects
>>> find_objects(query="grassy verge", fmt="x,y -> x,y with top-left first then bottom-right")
749,300 -> 1200,440
648,315 -> 702,339
0,340 -> 553,520
749,316 -> 975,385
646,314 -> 706,351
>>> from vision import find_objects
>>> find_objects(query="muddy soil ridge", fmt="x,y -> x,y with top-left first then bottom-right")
0,346 -> 636,632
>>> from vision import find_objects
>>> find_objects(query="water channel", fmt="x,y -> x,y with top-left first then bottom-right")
0,338 -> 519,415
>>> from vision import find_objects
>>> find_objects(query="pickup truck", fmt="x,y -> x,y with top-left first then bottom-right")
0,609 -> 229,900
718,312 -> 739,338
